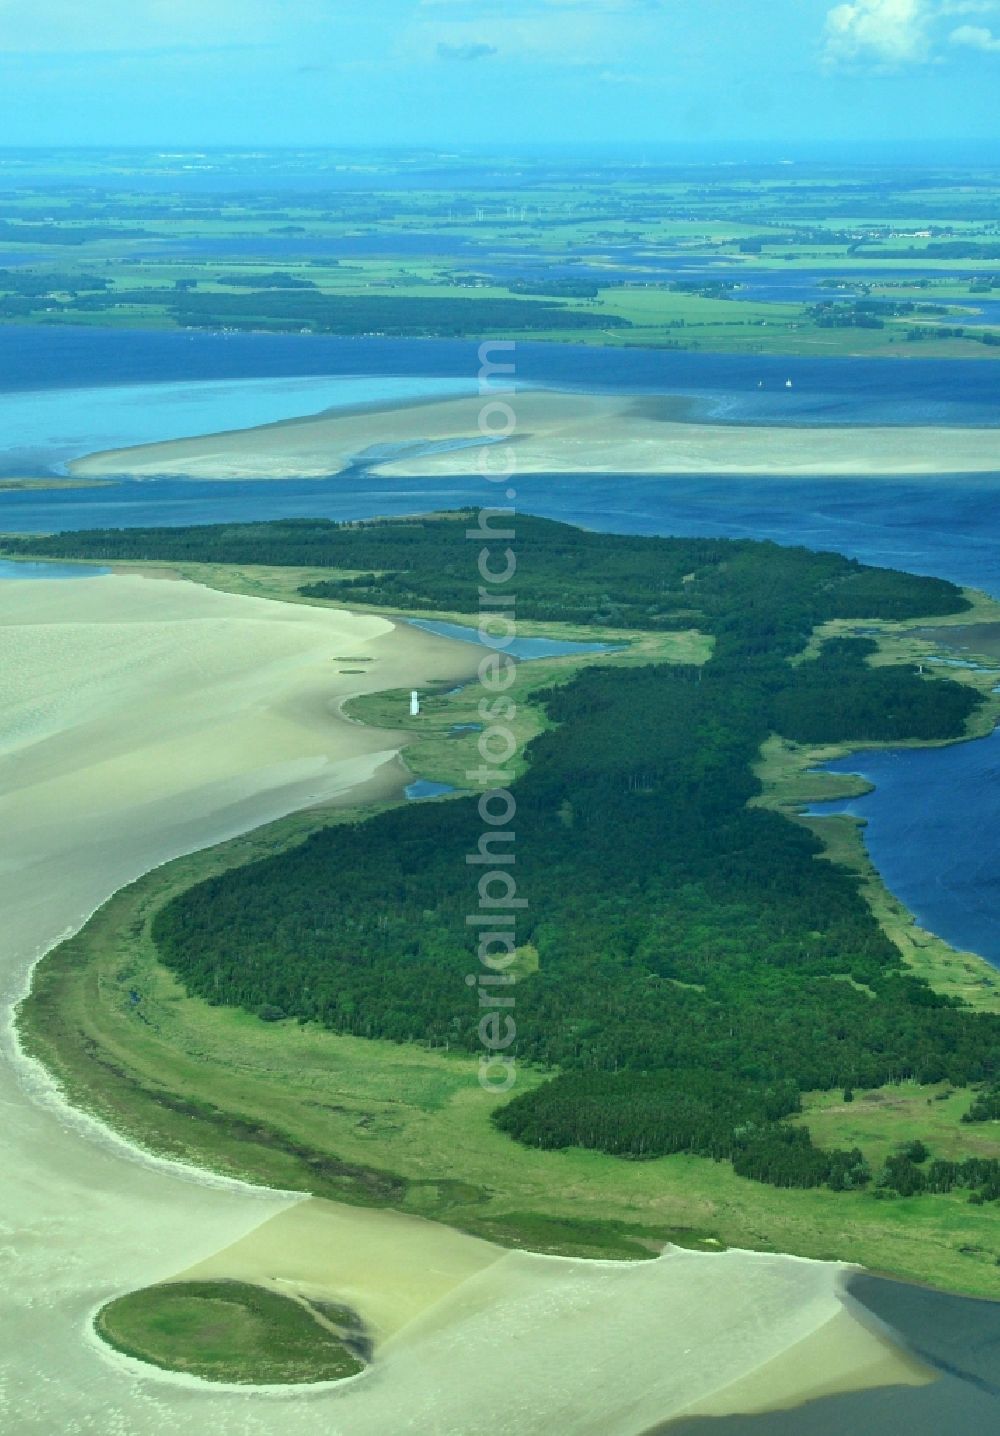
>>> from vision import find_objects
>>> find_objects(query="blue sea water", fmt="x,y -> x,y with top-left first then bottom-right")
1,326 -> 999,423
481,257 -> 978,308
953,296 -> 1000,327
7,471 -> 1000,601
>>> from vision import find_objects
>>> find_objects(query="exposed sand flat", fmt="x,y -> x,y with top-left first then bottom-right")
70,388 -> 1000,479
175,1197 -> 507,1345
145,1199 -> 932,1435
363,1249 -> 928,1435
0,573 -> 465,1433
0,573 -> 925,1435
0,574 -> 472,875
661,1303 -> 930,1423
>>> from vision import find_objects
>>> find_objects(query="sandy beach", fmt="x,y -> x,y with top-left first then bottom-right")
69,388 -> 1000,480
0,573 -> 929,1434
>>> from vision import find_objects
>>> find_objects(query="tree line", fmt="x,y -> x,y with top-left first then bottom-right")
70,512 -> 995,1197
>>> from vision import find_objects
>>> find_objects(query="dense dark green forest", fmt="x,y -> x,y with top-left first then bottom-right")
64,289 -> 628,335
48,512 -> 991,1198
3,512 -> 968,640
150,647 -> 995,1194
964,1086 -> 1000,1123
214,271 -> 318,289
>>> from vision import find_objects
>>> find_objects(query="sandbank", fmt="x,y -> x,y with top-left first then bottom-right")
69,388 -> 1000,480
0,573 -> 472,864
167,1197 -> 928,1434
658,1273 -> 1000,1434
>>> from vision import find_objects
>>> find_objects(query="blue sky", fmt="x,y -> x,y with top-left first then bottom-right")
0,0 -> 997,150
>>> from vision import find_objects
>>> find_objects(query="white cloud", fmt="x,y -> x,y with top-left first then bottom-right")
949,19 -> 1000,44
823,0 -> 932,67
939,1 -> 999,13
823,0 -> 1000,66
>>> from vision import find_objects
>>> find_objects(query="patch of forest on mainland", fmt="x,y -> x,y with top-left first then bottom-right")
48,511 -> 1000,1199
44,287 -> 628,336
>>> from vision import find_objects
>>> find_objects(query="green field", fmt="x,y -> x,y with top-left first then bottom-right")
2,151 -> 999,357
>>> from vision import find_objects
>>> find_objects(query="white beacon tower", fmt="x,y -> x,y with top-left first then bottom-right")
410,690 -> 420,717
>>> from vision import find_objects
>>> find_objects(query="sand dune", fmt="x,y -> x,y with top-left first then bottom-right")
70,388 -> 1000,480
0,573 -> 926,1435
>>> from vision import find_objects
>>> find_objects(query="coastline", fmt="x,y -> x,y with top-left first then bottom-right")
19,827 -> 925,1432
655,1274 -> 1000,1435
5,571 -> 1000,1431
0,569 -> 486,1431
20,591 -> 1000,1300
753,595 -> 1000,1008
68,388 -> 1000,481
0,569 -> 923,1433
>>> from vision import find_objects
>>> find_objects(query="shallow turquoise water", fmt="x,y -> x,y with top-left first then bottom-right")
0,558 -> 107,580
0,373 -> 475,476
407,617 -> 620,661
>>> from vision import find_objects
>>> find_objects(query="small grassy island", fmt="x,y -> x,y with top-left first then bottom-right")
8,510 -> 1000,1392
94,1280 -> 367,1384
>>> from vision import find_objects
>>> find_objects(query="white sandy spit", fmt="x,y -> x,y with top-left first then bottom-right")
69,389 -> 1000,480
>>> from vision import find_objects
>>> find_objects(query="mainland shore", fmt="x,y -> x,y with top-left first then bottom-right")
69,388 -> 1000,480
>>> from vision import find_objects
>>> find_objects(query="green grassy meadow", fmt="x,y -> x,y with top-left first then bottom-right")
3,156 -> 999,357
95,1280 -> 365,1383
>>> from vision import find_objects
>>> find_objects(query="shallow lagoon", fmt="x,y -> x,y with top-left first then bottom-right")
407,617 -> 618,662
3,325 -> 1000,423
0,557 -> 106,580
808,733 -> 1000,969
